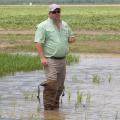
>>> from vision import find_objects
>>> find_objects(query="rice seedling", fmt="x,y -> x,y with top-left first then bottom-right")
68,91 -> 71,103
86,92 -> 91,104
92,74 -> 101,84
76,89 -> 82,105
66,88 -> 72,102
66,53 -> 79,65
30,91 -> 37,100
22,90 -> 36,101
108,73 -> 112,83
75,90 -> 82,110
22,91 -> 30,100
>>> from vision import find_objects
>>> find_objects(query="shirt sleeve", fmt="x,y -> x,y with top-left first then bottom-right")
34,24 -> 45,44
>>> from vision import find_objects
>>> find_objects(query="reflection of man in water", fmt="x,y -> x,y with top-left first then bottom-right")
35,4 -> 75,110
44,111 -> 65,120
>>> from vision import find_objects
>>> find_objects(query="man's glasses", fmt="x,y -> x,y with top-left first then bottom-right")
52,10 -> 61,14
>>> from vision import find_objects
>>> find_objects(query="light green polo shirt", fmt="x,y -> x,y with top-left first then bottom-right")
34,17 -> 74,57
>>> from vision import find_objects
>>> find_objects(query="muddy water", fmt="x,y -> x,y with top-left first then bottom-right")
0,54 -> 120,120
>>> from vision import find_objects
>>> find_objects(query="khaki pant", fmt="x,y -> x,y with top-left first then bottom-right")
44,58 -> 66,88
41,58 -> 66,110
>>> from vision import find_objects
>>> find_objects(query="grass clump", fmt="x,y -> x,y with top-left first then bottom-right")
22,90 -> 37,101
0,53 -> 41,76
0,53 -> 79,77
92,74 -> 101,84
66,88 -> 72,102
66,53 -> 79,65
76,89 -> 82,105
108,73 -> 112,83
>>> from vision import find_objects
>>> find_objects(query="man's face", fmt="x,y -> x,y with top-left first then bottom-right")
49,8 -> 61,21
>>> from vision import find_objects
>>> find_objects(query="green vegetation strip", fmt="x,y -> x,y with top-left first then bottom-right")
0,5 -> 120,31
70,34 -> 120,53
0,33 -> 120,53
0,53 -> 79,76
0,34 -> 34,41
0,53 -> 41,76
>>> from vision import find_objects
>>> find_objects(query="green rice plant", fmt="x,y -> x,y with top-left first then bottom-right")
92,74 -> 101,84
74,103 -> 78,111
0,34 -> 34,42
86,92 -> 91,104
66,53 -> 79,65
76,89 -> 82,105
108,73 -> 112,83
22,90 -> 36,100
65,33 -> 120,53
0,53 -> 79,77
0,53 -> 42,76
68,90 -> 71,102
66,88 -> 71,102
30,91 -> 37,100
22,91 -> 30,100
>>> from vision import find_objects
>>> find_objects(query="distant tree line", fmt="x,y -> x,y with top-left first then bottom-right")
0,0 -> 120,5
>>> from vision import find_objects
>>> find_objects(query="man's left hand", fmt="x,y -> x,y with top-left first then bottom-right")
68,37 -> 76,43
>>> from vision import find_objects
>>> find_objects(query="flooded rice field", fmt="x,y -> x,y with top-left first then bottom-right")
0,54 -> 120,120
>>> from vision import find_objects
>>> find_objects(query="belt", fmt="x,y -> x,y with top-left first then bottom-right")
46,56 -> 65,59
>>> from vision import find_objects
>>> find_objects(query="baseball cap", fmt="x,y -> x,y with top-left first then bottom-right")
49,4 -> 60,12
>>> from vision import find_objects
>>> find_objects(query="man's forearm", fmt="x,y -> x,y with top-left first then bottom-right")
35,43 -> 45,59
35,43 -> 47,65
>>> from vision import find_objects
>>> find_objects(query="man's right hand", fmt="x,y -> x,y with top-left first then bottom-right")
41,57 -> 47,66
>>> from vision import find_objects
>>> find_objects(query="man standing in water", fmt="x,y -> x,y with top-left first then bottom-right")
34,4 -> 75,110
